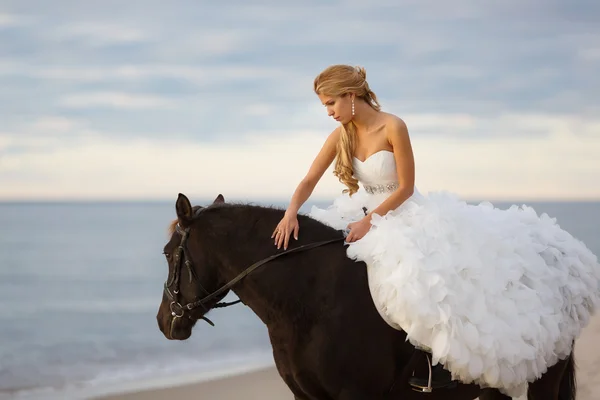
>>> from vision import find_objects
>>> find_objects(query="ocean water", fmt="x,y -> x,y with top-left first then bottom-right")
0,199 -> 598,399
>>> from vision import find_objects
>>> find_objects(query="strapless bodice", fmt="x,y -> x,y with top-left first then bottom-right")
353,150 -> 399,194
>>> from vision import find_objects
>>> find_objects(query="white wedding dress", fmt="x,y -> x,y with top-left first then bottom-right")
308,150 -> 600,397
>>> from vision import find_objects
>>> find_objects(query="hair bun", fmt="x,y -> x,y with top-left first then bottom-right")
355,66 -> 367,80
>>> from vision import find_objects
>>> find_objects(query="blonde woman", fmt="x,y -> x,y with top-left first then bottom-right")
271,64 -> 600,396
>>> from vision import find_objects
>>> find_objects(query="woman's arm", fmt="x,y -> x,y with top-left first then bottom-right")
285,127 -> 340,215
273,127 -> 340,249
367,117 -> 415,219
345,117 -> 415,243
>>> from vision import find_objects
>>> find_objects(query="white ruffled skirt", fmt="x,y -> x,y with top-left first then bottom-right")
308,188 -> 600,397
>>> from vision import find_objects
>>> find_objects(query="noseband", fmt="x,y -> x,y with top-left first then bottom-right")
163,218 -> 345,327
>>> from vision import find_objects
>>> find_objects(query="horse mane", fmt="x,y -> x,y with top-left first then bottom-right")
166,201 -> 339,238
178,201 -> 345,323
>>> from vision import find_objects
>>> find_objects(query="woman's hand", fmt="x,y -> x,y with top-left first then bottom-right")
345,217 -> 372,243
272,212 -> 299,250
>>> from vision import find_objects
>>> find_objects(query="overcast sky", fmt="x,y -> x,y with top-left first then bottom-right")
1,0 -> 599,202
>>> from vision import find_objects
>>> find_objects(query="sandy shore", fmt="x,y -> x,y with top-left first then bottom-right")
571,313 -> 600,399
92,314 -> 600,400
91,366 -> 292,400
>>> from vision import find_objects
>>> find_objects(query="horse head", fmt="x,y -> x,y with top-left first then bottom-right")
156,192 -> 232,340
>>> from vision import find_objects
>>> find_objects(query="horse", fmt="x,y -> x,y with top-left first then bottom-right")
155,193 -> 577,400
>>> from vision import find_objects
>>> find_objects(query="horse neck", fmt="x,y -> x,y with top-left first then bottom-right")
203,204 -> 304,324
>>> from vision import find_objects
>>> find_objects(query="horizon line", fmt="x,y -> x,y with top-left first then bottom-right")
1,195 -> 600,204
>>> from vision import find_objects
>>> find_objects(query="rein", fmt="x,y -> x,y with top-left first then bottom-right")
163,219 -> 345,326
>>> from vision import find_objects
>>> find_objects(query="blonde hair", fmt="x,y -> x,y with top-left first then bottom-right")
313,65 -> 381,196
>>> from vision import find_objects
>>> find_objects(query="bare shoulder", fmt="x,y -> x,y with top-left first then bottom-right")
383,114 -> 414,176
320,125 -> 342,152
383,112 -> 408,131
303,125 -> 341,184
381,113 -> 409,144
328,125 -> 342,141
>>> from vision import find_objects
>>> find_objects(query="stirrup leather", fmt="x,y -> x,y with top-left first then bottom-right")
410,353 -> 433,393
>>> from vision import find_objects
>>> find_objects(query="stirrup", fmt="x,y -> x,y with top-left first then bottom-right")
410,353 -> 433,393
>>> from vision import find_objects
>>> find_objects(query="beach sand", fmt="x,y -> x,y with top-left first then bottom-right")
93,314 -> 600,400
91,366 -> 292,400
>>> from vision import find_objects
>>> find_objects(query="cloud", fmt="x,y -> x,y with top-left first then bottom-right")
1,125 -> 599,201
0,0 -> 598,199
0,12 -> 34,27
58,92 -> 176,109
579,46 -> 600,62
41,22 -> 149,48
30,116 -> 82,133
1,111 -> 599,201
403,112 -> 600,139
0,62 -> 296,87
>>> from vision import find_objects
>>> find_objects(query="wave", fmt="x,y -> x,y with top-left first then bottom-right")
0,350 -> 274,400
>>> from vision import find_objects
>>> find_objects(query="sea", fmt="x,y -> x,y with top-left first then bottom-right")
0,199 -> 599,399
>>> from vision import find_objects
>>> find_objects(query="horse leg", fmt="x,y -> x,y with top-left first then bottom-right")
278,372 -> 311,399
277,367 -> 332,400
271,359 -> 314,399
478,388 -> 512,400
527,352 -> 576,400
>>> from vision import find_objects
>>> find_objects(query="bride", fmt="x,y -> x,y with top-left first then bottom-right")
271,64 -> 600,396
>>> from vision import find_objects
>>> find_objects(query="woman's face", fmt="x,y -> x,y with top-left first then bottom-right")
318,93 -> 353,124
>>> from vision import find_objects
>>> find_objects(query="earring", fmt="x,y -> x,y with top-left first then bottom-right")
351,98 -> 355,116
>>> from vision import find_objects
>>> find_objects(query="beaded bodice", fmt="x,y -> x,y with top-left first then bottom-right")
353,150 -> 400,194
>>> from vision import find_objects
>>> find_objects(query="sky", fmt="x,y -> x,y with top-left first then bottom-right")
0,0 -> 599,202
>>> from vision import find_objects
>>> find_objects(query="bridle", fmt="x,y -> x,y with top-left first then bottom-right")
163,221 -> 236,327
163,209 -> 403,396
163,217 -> 345,327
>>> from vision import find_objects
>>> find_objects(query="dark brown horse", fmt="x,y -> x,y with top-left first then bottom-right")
156,193 -> 577,400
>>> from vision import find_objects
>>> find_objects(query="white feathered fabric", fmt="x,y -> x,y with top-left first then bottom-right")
308,151 -> 600,397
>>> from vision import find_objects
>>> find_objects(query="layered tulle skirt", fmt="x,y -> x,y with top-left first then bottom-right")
309,188 -> 600,397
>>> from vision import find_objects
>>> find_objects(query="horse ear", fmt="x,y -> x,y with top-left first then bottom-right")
213,194 -> 225,204
176,193 -> 193,226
